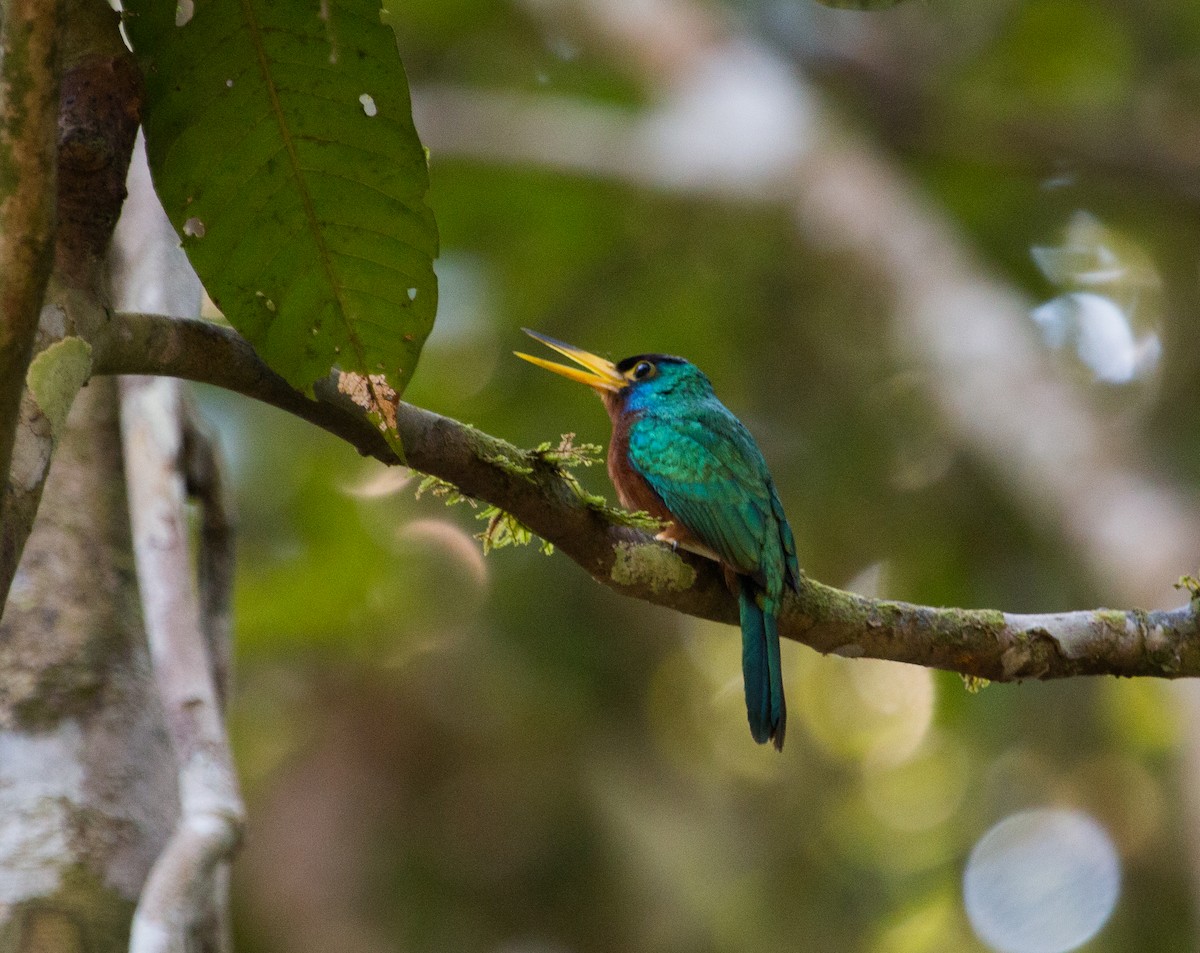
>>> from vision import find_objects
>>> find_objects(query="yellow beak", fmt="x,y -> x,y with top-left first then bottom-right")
514,329 -> 625,393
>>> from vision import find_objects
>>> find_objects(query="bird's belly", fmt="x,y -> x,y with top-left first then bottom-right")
607,447 -> 671,519
607,439 -> 719,560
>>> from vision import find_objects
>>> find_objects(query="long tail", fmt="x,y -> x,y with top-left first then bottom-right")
738,578 -> 786,751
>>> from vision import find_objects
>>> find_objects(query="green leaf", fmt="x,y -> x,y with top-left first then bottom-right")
123,0 -> 439,400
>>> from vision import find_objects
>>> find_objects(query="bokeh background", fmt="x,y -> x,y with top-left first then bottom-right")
210,1 -> 1200,950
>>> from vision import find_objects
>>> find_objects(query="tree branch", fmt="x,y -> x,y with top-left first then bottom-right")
112,133 -> 241,953
0,0 -> 61,500
94,310 -> 1200,683
120,375 -> 244,953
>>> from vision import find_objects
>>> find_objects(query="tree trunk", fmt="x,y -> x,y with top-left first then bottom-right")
0,377 -> 176,952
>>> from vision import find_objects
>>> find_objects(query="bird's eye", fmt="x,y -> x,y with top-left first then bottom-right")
632,360 -> 655,380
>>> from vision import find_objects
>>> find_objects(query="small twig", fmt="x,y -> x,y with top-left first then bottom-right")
120,375 -> 244,953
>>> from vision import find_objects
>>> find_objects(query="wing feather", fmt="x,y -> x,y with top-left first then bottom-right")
627,407 -> 778,579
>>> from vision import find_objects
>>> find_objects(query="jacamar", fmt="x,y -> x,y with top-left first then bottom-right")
516,330 -> 799,750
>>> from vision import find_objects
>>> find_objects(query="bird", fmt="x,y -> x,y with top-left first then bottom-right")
516,329 -> 799,750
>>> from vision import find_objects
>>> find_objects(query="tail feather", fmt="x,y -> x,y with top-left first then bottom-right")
763,602 -> 786,752
739,579 -> 786,750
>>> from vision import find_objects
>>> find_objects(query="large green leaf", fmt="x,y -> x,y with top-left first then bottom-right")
123,0 -> 438,400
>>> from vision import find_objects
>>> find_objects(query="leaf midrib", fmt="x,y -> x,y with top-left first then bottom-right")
238,0 -> 367,372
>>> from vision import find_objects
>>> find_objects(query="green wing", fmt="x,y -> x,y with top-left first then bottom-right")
627,406 -> 797,594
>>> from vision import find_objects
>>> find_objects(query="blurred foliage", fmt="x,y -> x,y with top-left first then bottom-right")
205,1 -> 1200,952
811,0 -> 911,8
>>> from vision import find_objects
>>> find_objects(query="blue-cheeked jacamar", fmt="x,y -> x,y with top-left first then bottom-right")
516,330 -> 799,750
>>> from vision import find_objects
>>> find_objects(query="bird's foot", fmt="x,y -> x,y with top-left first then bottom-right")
654,531 -> 722,563
653,531 -> 680,554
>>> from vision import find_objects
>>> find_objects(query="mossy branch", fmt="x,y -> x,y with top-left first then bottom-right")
92,310 -> 1200,682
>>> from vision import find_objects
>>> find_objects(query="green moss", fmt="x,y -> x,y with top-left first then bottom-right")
952,608 -> 1008,646
874,600 -> 908,626
13,655 -> 105,730
1095,609 -> 1130,633
10,604 -> 126,731
795,578 -> 864,627
415,473 -> 475,508
970,608 -> 1008,630
610,541 -> 696,593
530,434 -> 603,469
1175,574 -> 1200,602
481,449 -> 534,476
588,500 -> 665,533
25,337 -> 92,442
961,674 -> 991,693
476,505 -> 551,555
3,864 -> 133,953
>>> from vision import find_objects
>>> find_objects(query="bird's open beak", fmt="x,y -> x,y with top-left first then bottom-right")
514,329 -> 625,393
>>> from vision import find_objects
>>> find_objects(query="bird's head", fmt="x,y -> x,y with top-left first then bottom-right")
515,329 -> 713,415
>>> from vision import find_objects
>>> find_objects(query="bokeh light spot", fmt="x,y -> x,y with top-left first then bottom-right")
863,732 -> 968,833
659,625 -> 783,780
339,463 -> 413,499
397,518 -> 489,587
1029,210 -> 1162,386
963,808 -> 1120,953
797,654 -> 935,766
